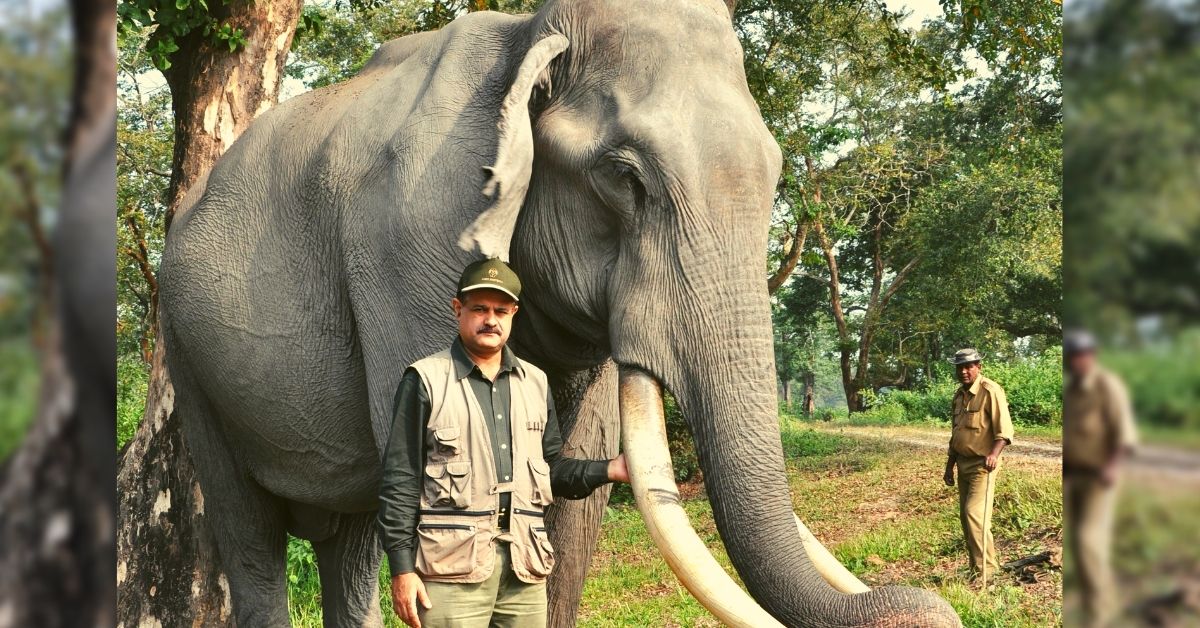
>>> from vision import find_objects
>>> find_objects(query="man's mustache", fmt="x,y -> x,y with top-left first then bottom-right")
477,326 -> 501,334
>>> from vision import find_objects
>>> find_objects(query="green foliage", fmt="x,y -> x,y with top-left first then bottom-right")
662,393 -> 699,483
0,340 -> 37,461
1064,0 -> 1200,331
1,6 -> 69,462
118,0 -> 247,71
853,349 -> 1063,428
983,347 -> 1063,427
117,357 -> 150,450
1104,330 -> 1200,433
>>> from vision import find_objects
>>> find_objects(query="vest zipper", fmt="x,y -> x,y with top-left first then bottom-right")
419,509 -> 495,517
417,523 -> 474,531
513,508 -> 544,518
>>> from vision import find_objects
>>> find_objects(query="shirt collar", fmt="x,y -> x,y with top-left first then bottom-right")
450,336 -> 523,380
1069,366 -> 1100,391
963,375 -> 984,396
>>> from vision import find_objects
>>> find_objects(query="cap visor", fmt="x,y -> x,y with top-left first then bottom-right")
459,283 -> 519,302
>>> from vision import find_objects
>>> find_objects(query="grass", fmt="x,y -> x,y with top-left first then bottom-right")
284,418 -> 1065,627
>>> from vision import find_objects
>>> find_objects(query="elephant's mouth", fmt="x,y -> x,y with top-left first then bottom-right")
616,366 -> 871,627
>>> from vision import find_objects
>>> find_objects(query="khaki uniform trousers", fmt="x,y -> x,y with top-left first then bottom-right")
418,542 -> 547,628
956,455 -> 999,575
1064,473 -> 1118,627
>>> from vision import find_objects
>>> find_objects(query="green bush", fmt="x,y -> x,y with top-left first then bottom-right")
983,346 -> 1063,427
818,349 -> 1063,428
0,340 -> 37,461
1105,330 -> 1200,432
663,393 -> 700,482
117,355 -> 149,450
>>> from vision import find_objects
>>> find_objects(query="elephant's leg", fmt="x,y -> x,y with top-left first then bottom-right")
544,361 -> 620,628
173,371 -> 290,626
310,510 -> 384,628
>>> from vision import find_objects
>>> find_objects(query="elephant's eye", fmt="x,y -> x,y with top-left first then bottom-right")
591,154 -> 647,220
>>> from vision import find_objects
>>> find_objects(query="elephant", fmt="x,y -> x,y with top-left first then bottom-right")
158,0 -> 962,626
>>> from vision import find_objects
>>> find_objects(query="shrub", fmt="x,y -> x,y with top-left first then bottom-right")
1105,331 -> 1200,432
663,392 -> 700,482
982,347 -> 1063,427
117,355 -> 150,450
0,340 -> 37,461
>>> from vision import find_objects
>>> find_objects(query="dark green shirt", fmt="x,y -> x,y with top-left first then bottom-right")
377,338 -> 612,576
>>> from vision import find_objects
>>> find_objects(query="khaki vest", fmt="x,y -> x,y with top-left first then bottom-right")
410,349 -> 556,584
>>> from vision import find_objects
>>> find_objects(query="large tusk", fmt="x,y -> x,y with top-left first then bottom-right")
795,516 -> 870,594
619,367 -> 784,628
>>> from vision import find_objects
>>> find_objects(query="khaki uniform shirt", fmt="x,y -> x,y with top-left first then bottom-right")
1063,365 -> 1137,472
949,375 -> 1015,458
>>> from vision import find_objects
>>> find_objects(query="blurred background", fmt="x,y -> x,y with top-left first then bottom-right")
0,0 -> 69,466
1065,0 -> 1200,624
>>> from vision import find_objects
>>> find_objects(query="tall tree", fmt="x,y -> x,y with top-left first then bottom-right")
116,0 -> 304,623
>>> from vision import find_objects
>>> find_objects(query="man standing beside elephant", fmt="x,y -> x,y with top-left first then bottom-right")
942,348 -> 1014,584
377,258 -> 629,628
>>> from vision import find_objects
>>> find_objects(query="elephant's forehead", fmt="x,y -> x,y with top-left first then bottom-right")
553,0 -> 744,80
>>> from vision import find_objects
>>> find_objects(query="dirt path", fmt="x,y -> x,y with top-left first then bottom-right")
803,422 -> 1200,484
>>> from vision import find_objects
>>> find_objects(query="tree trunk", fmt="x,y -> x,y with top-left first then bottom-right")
803,372 -> 815,416
0,0 -> 117,624
817,223 -> 859,411
160,0 -> 304,227
117,2 -> 303,624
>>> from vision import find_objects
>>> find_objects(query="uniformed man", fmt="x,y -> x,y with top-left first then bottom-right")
942,348 -> 1014,583
1063,330 -> 1137,627
377,258 -> 629,628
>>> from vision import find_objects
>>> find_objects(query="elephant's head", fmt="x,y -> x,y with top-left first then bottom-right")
459,1 -> 960,625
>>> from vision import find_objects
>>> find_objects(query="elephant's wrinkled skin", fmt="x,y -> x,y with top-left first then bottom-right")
159,0 -> 961,626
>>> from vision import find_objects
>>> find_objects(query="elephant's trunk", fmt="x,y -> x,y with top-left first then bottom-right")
619,366 -> 962,627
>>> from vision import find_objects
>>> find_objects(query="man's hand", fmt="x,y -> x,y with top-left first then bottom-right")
608,453 -> 629,483
943,464 -> 955,487
985,440 -> 1007,472
1099,462 -> 1119,486
391,572 -> 431,628
984,453 -> 1000,472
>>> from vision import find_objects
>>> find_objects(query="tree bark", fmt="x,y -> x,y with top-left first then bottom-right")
817,223 -> 858,411
803,372 -> 815,416
117,1 -> 303,624
767,221 -> 808,295
160,0 -> 304,228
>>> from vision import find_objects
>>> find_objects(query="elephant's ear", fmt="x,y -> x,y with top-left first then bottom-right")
457,33 -> 570,261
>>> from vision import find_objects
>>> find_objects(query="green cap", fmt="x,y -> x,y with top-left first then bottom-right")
949,348 -> 984,365
457,258 -> 522,302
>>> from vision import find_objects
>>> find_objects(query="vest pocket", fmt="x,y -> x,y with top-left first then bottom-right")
432,427 -> 462,458
527,525 -> 556,578
415,522 -> 477,577
528,458 -> 554,505
425,461 -> 472,508
511,513 -> 555,580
